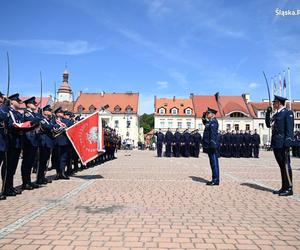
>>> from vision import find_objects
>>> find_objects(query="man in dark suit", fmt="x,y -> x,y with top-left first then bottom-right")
266,95 -> 294,196
251,129 -> 261,158
173,128 -> 182,157
192,129 -> 202,158
164,128 -> 173,157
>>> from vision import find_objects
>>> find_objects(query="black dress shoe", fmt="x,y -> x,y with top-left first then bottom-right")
279,189 -> 293,196
45,178 -> 52,183
0,193 -> 6,200
3,190 -> 16,196
22,184 -> 34,190
60,173 -> 70,180
36,179 -> 48,185
206,181 -> 219,186
12,187 -> 22,195
29,182 -> 40,189
273,189 -> 283,194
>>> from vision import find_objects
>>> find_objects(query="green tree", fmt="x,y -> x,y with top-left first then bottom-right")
140,113 -> 154,134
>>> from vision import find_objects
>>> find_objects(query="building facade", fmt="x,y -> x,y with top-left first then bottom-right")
154,93 -> 300,146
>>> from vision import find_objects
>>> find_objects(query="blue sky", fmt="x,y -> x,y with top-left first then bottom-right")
0,0 -> 299,114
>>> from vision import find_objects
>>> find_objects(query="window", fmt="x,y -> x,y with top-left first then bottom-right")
77,105 -> 84,113
246,124 -> 250,131
295,124 -> 300,130
89,105 -> 96,113
114,120 -> 119,128
226,124 -> 231,130
185,108 -> 192,115
187,122 -> 191,128
171,108 -> 178,115
234,124 -> 239,131
260,111 -> 266,118
259,123 -> 264,129
160,121 -> 165,128
178,122 -> 182,129
114,105 -> 121,112
126,106 -> 133,113
229,112 -> 246,117
296,112 -> 300,118
159,108 -> 165,115
126,120 -> 131,128
198,124 -> 203,130
168,122 -> 173,128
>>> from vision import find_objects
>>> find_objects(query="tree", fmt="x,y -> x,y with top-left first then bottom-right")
140,113 -> 154,134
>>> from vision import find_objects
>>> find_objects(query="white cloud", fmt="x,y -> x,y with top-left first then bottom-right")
249,82 -> 260,89
156,81 -> 168,89
0,39 -> 102,55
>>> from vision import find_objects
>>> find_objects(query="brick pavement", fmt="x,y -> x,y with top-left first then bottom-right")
0,150 -> 299,249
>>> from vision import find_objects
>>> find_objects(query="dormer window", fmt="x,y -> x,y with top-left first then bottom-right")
77,105 -> 84,113
114,105 -> 121,112
185,108 -> 192,115
89,105 -> 96,113
126,105 -> 133,113
158,107 -> 166,115
171,108 -> 178,115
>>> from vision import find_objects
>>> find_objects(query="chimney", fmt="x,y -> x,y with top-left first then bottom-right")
101,91 -> 105,97
214,92 -> 220,102
173,96 -> 175,101
242,93 -> 250,103
190,93 -> 194,98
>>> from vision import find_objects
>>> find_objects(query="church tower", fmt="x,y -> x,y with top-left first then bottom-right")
57,66 -> 72,102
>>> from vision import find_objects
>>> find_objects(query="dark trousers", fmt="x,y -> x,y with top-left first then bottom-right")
38,146 -> 51,181
58,145 -> 69,173
208,149 -> 220,183
4,147 -> 21,190
253,145 -> 259,158
0,151 -> 5,190
51,146 -> 59,170
157,143 -> 163,157
225,145 -> 231,157
184,144 -> 190,157
21,145 -> 38,184
194,144 -> 200,157
231,145 -> 237,157
165,143 -> 172,157
273,148 -> 293,190
236,145 -> 241,158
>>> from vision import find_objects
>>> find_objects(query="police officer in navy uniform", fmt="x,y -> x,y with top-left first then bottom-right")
295,131 -> 300,158
155,129 -> 164,157
0,92 -> 9,200
21,97 -> 42,190
252,129 -> 261,158
230,130 -> 237,158
164,128 -> 173,157
4,93 -> 24,196
202,107 -> 220,186
182,128 -> 191,157
192,129 -> 202,158
37,105 -> 59,184
243,130 -> 252,158
266,95 -> 294,196
223,130 -> 231,158
236,130 -> 242,158
173,128 -> 181,157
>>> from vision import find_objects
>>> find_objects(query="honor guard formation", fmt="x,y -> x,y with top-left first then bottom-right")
0,92 -> 120,200
154,95 -> 298,195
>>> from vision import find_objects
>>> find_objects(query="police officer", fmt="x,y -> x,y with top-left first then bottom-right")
164,128 -> 173,157
223,130 -> 231,158
53,108 -> 69,180
266,95 -> 294,196
155,129 -> 164,157
252,129 -> 261,158
236,130 -> 242,158
202,107 -> 220,186
0,92 -> 9,200
4,93 -> 24,196
295,131 -> 300,158
21,97 -> 42,190
230,130 -> 237,158
243,130 -> 252,158
182,128 -> 192,157
193,129 -> 202,158
173,128 -> 181,157
36,105 -> 56,184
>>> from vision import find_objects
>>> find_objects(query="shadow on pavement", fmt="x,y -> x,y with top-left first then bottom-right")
72,174 -> 104,180
241,183 -> 274,193
189,176 -> 209,183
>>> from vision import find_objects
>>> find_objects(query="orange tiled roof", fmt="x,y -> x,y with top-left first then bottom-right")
74,92 -> 139,114
250,101 -> 300,112
53,101 -> 75,112
191,95 -> 222,118
155,97 -> 194,116
218,96 -> 254,117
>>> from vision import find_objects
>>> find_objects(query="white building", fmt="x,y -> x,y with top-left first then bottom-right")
73,92 -> 140,146
57,68 -> 73,102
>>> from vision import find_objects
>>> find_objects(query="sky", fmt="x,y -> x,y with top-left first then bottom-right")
0,0 -> 299,114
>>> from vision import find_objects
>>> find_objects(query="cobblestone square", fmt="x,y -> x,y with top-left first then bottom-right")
0,150 -> 299,250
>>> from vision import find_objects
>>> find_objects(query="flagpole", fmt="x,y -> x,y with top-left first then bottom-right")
283,70 -> 286,98
288,67 -> 292,110
279,73 -> 282,96
274,75 -> 277,95
271,77 -> 274,96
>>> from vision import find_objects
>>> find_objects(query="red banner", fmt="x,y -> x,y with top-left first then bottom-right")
66,112 -> 104,164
